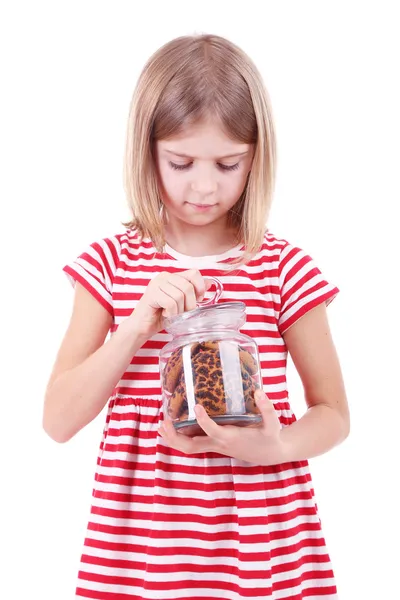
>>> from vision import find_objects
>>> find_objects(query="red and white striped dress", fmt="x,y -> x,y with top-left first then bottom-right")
64,228 -> 339,600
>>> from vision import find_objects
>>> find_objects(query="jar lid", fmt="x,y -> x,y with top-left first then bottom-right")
163,303 -> 248,338
163,300 -> 246,328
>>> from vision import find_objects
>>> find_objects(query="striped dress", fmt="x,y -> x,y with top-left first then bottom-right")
64,228 -> 339,600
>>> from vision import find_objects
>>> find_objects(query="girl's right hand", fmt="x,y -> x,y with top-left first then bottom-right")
126,269 -> 210,340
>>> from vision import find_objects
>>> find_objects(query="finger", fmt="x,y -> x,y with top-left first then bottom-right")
159,418 -> 217,454
179,269 -> 210,302
194,404 -> 226,442
148,293 -> 176,317
198,277 -> 213,301
157,283 -> 185,316
168,274 -> 197,312
254,389 -> 278,427
254,389 -> 274,410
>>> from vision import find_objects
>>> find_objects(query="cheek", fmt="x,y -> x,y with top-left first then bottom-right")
159,166 -> 185,199
158,162 -> 172,188
226,172 -> 248,198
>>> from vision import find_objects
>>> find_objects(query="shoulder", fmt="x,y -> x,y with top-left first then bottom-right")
260,231 -> 313,269
262,230 -> 291,252
251,230 -> 293,267
252,232 -> 328,292
86,228 -> 153,264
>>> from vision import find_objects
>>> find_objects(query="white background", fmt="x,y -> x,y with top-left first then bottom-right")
1,1 -> 399,598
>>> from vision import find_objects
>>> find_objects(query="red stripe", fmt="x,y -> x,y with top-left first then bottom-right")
104,237 -> 121,281
91,242 -> 114,284
77,567 -> 333,595
87,519 -> 322,544
91,504 -> 317,526
280,289 -> 338,334
63,266 -> 113,316
281,266 -> 321,308
76,588 -> 336,600
119,371 -> 286,386
109,388 -> 291,400
118,263 -> 280,283
78,568 -> 276,594
114,277 -> 281,297
92,489 -> 313,510
76,588 -> 143,600
80,552 -> 331,578
278,244 -> 303,273
94,473 -> 312,493
97,456 -> 308,478
83,535 -> 328,561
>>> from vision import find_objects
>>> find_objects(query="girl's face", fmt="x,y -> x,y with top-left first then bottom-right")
155,119 -> 254,230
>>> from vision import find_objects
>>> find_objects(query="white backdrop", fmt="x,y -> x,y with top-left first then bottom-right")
1,2 -> 399,599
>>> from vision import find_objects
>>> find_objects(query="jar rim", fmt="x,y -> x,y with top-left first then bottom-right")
163,301 -> 246,330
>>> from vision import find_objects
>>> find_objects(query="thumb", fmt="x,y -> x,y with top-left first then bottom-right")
197,277 -> 213,302
254,389 -> 277,425
205,278 -> 213,291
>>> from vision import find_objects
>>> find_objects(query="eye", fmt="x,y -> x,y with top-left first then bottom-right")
169,161 -> 192,171
218,162 -> 240,172
168,160 -> 240,172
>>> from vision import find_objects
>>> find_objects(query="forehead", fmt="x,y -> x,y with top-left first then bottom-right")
156,119 -> 251,159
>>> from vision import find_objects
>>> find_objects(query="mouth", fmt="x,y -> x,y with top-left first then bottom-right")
187,202 -> 216,211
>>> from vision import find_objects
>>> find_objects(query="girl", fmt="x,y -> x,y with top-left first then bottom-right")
43,34 -> 349,600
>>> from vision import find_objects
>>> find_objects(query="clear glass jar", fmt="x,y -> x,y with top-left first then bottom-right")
160,278 -> 262,436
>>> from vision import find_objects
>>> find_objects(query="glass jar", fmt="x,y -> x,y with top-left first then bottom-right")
159,278 -> 262,436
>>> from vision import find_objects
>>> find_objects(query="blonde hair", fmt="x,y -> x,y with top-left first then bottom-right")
123,34 -> 277,264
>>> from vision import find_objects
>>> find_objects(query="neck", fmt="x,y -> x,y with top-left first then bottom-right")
163,215 -> 240,258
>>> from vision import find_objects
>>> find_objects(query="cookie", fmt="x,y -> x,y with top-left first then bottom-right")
190,340 -> 220,358
163,347 -> 183,393
192,349 -> 226,416
168,371 -> 188,419
238,347 -> 258,375
245,386 -> 261,414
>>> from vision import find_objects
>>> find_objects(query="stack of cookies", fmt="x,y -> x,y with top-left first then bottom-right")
162,340 -> 260,422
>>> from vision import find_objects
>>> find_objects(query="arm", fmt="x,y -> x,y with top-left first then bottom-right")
279,301 -> 350,461
43,283 -> 147,443
43,269 -> 207,444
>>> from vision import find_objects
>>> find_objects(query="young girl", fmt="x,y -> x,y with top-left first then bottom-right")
43,34 -> 349,600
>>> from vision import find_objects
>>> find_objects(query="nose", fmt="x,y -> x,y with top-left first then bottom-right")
190,168 -> 218,196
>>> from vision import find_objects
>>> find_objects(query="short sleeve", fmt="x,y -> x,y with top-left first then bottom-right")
278,243 -> 339,334
63,236 -> 122,316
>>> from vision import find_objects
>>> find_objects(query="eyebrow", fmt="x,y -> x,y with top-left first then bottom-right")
164,149 -> 249,160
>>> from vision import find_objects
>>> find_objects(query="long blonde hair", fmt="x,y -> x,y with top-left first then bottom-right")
123,34 -> 277,264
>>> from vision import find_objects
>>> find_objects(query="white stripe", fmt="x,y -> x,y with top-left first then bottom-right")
85,526 -> 327,550
182,343 -> 196,420
84,540 -> 330,566
281,285 -> 335,327
78,559 -> 334,588
66,262 -> 111,303
91,496 -> 317,518
76,578 -> 271,600
88,512 -> 320,536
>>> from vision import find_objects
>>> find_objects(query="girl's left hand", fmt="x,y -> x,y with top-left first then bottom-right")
158,389 -> 289,465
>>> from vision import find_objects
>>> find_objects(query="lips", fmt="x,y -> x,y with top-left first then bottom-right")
187,202 -> 215,209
